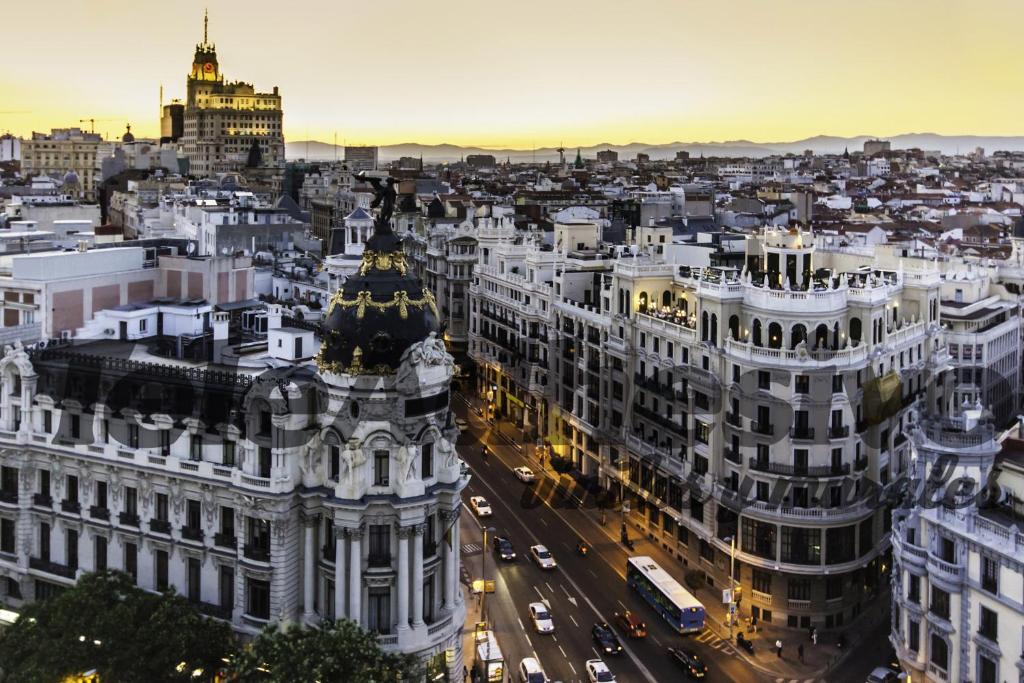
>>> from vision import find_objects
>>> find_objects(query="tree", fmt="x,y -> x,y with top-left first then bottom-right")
0,571 -> 235,683
229,619 -> 422,683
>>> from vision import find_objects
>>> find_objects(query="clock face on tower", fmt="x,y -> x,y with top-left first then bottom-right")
203,62 -> 214,73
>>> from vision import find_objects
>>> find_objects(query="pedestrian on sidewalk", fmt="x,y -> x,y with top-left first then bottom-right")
463,665 -> 469,682
775,639 -> 783,658
811,627 -> 818,646
798,644 -> 804,663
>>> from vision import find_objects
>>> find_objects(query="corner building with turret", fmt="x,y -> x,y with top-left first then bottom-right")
0,222 -> 467,679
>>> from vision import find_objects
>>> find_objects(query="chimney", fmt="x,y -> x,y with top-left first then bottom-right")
78,240 -> 89,252
267,304 -> 283,331
211,311 -> 230,363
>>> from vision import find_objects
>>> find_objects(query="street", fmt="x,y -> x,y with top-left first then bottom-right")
455,398 -> 770,683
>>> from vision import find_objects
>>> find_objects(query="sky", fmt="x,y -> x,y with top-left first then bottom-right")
1,0 -> 1021,148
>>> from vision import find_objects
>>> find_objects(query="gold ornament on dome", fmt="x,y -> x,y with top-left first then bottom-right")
313,344 -> 397,376
326,288 -> 439,321
359,250 -> 407,276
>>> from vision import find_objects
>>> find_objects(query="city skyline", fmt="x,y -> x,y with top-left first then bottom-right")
2,0 -> 1022,147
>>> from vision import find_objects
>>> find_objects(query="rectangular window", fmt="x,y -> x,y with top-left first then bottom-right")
752,569 -> 772,593
222,441 -> 236,466
368,524 -> 391,566
155,549 -> 168,590
930,633 -> 948,669
247,578 -> 270,620
43,409 -> 52,433
128,424 -> 140,449
188,557 -> 201,603
155,493 -> 169,522
39,522 -> 50,561
374,450 -> 389,486
0,518 -> 14,554
186,499 -> 202,533
125,542 -> 137,581
421,443 -> 434,479
66,475 -> 79,505
95,536 -> 107,572
908,574 -> 920,604
159,430 -> 170,456
367,588 -> 391,634
832,374 -> 843,393
978,605 -> 998,641
741,518 -> 777,559
258,447 -> 271,478
981,556 -> 998,594
329,445 -> 340,480
758,370 -> 770,389
907,619 -> 919,653
70,414 -> 80,440
95,481 -> 107,510
190,435 -> 202,461
787,578 -> 810,601
795,375 -> 809,394
66,529 -> 78,570
930,586 -> 950,620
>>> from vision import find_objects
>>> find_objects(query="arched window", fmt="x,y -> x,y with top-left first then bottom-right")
752,319 -> 763,346
662,291 -> 672,308
814,323 -> 829,350
728,315 -> 740,341
710,314 -> 718,347
617,288 -> 624,315
849,317 -> 862,345
791,324 -> 807,349
701,311 -> 709,341
638,292 -> 649,313
768,322 -> 783,349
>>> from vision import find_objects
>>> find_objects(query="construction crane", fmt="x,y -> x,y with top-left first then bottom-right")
79,118 -> 118,134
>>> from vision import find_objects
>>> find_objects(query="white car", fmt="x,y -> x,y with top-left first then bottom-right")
518,657 -> 548,683
585,659 -> 615,683
514,466 -> 536,483
529,544 -> 557,570
528,601 -> 554,633
469,496 -> 493,517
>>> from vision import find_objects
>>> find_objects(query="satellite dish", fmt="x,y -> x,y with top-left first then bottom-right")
186,242 -> 196,255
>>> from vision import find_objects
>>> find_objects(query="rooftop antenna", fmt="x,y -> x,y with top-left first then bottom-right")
203,9 -> 209,44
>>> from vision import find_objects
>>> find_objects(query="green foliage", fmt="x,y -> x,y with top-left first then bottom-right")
229,619 -> 422,683
0,571 -> 235,683
549,455 -> 573,474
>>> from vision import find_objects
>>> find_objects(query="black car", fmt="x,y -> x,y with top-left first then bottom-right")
668,647 -> 707,679
591,622 -> 623,655
492,536 -> 516,561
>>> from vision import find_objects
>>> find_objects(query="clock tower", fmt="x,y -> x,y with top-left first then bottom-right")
189,10 -> 220,83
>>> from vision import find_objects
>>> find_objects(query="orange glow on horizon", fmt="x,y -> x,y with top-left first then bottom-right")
1,0 -> 1021,148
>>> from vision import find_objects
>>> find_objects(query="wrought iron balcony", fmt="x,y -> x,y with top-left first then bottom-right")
150,519 -> 171,534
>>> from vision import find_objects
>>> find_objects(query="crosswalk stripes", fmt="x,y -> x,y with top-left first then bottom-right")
694,629 -> 735,655
461,542 -> 482,554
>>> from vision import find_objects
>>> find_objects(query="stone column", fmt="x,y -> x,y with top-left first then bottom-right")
411,522 -> 425,626
302,513 -> 318,620
442,510 -> 458,609
348,525 -> 363,622
397,524 -> 412,631
334,527 -> 345,621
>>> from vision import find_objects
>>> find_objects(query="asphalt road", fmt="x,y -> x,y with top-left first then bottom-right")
455,401 -> 771,683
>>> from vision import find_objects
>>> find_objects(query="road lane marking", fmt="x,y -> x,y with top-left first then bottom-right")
546,581 -> 554,593
592,647 -> 601,658
558,645 -> 568,658
617,600 -> 627,610
534,585 -> 545,601
538,517 -> 548,526
524,634 -> 532,648
651,635 -> 662,646
569,614 -> 579,627
568,662 -> 577,675
552,635 -> 557,642
589,569 -> 598,578
517,617 -> 526,632
466,454 -> 658,683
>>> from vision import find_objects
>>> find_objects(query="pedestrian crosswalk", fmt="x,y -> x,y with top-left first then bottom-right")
461,542 -> 482,554
694,629 -> 736,655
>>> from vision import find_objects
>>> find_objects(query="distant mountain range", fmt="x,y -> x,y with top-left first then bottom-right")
285,134 -> 1024,164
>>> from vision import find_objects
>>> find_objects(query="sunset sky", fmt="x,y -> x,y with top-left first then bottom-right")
1,0 -> 1020,148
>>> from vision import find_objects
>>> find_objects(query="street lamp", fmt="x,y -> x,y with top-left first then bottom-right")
725,536 -> 737,641
478,523 -> 496,626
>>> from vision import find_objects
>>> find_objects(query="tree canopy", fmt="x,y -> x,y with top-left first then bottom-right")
0,571 -> 235,683
229,619 -> 422,683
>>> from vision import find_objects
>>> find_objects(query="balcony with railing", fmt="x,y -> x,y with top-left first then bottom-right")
32,493 -> 53,508
60,499 -> 81,514
29,557 -> 76,579
181,527 -> 205,543
828,425 -> 850,439
119,512 -> 140,527
150,519 -> 171,534
926,553 -> 965,584
789,426 -> 815,441
752,421 -> 774,435
0,489 -> 18,505
747,457 -> 850,477
214,533 -> 237,549
89,505 -> 110,520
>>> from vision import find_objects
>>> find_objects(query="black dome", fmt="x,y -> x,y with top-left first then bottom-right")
317,232 -> 439,374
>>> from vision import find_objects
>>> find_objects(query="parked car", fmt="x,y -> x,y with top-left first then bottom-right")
528,602 -> 555,633
469,496 -> 492,517
529,544 -> 557,570
492,536 -> 516,561
514,466 -> 536,483
584,658 -> 615,683
518,657 -> 548,683
668,647 -> 707,679
613,610 -> 646,638
591,622 -> 623,655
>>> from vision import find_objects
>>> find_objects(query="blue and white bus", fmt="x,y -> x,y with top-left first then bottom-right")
626,556 -> 706,634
